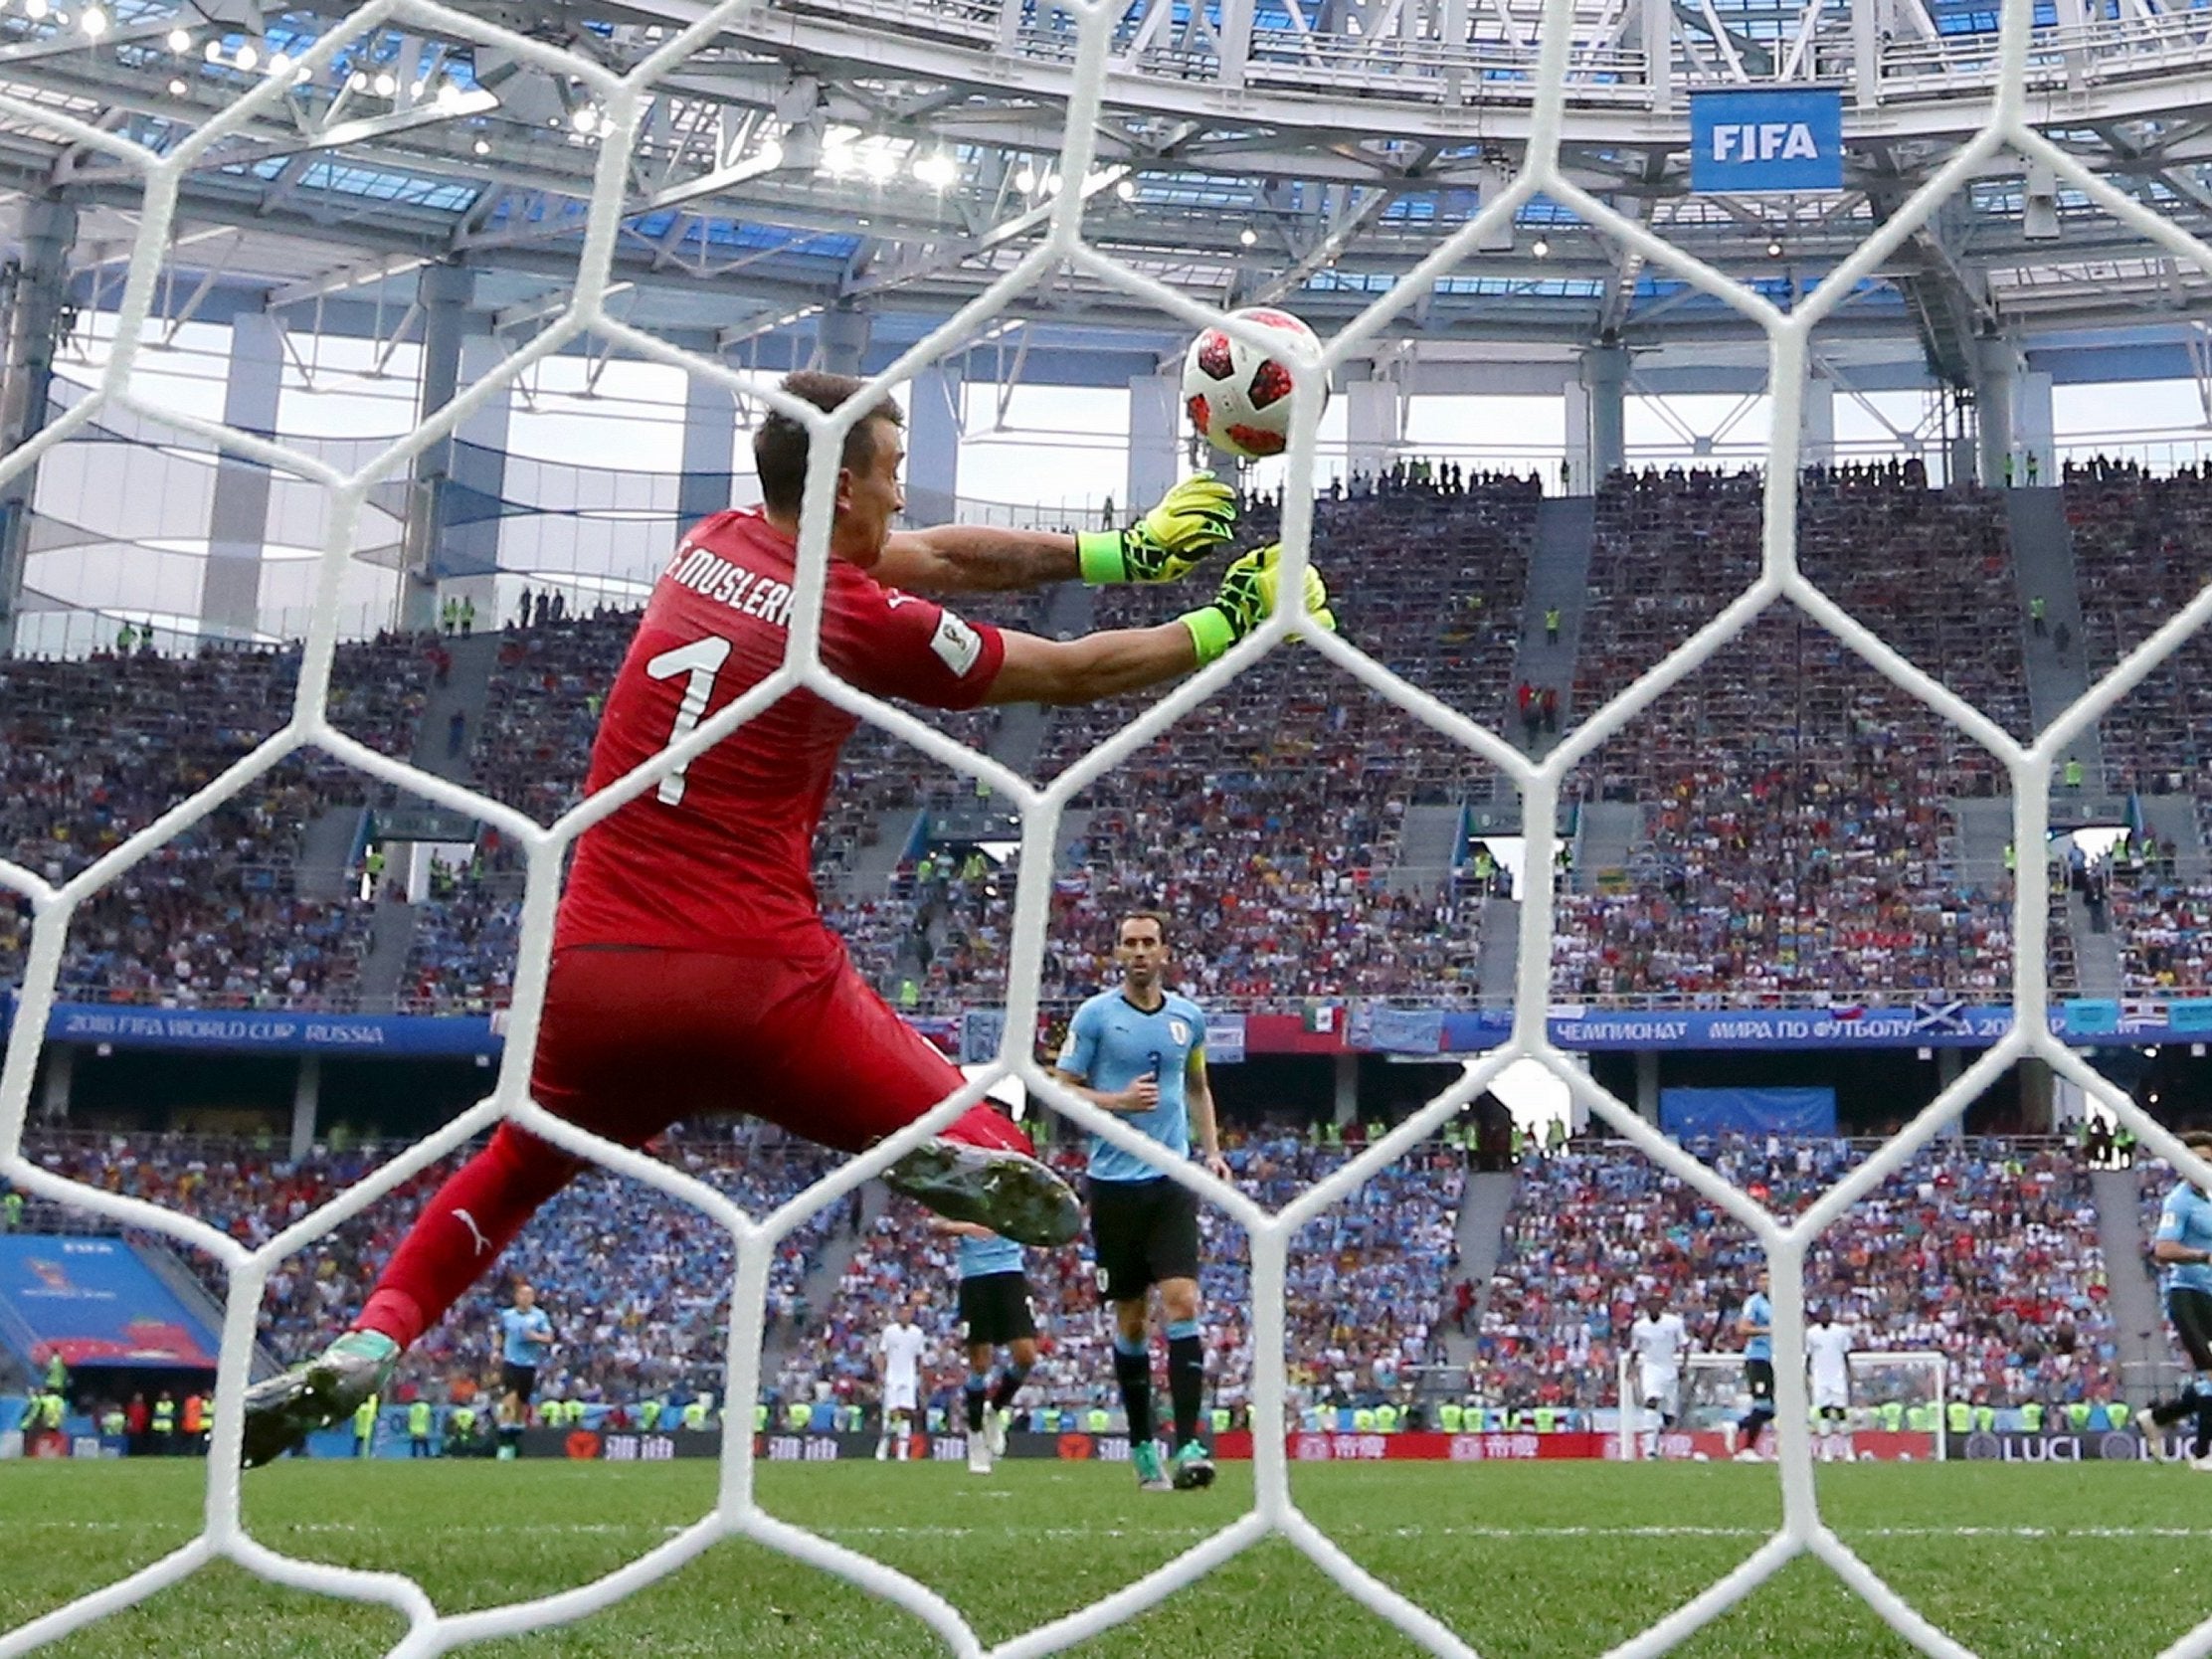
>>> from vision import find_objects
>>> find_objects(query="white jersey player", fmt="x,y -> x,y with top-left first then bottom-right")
1805,1307 -> 1854,1462
1628,1296 -> 1690,1458
876,1306 -> 929,1462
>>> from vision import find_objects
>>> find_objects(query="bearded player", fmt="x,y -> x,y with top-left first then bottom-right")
240,371 -> 1335,1466
1054,911 -> 1229,1494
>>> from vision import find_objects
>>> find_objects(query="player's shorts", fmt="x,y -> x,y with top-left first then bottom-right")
500,1362 -> 538,1403
1811,1378 -> 1849,1414
2169,1286 -> 2212,1371
1638,1369 -> 1680,1418
883,1379 -> 919,1415
958,1271 -> 1037,1347
1089,1177 -> 1202,1300
1745,1359 -> 1775,1404
520,938 -> 1032,1159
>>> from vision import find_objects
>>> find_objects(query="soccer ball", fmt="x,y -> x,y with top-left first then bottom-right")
1182,306 -> 1324,461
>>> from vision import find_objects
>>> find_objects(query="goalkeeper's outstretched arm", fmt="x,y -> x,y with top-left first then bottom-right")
986,545 -> 1334,705
873,475 -> 1237,593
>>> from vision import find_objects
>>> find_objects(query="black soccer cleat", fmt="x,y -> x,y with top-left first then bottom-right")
885,1138 -> 1081,1247
1171,1440 -> 1217,1491
239,1330 -> 398,1469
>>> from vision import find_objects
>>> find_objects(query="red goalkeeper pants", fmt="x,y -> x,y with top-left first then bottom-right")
356,940 -> 1028,1350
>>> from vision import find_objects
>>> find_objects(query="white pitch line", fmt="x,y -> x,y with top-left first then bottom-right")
19,1521 -> 2211,1543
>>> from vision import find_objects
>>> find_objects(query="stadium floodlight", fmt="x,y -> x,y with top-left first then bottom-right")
165,75 -> 186,95
165,24 -> 187,50
233,41 -> 256,72
371,69 -> 395,96
912,151 -> 957,190
78,4 -> 101,36
1115,177 -> 1136,201
1530,235 -> 1550,258
1013,164 -> 1036,193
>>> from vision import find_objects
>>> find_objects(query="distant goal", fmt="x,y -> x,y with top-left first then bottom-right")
1617,1350 -> 1947,1461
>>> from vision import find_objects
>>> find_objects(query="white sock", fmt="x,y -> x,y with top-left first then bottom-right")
897,1428 -> 911,1461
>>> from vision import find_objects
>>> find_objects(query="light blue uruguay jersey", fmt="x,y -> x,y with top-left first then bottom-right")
956,1231 -> 1023,1281
2157,1183 -> 2212,1296
499,1306 -> 552,1367
1741,1292 -> 1773,1363
1058,990 -> 1205,1185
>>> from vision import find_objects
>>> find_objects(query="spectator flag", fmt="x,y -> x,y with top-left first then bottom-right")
1910,1000 -> 1967,1036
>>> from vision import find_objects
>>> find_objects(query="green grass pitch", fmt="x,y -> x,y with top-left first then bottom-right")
4,1458 -> 2210,1657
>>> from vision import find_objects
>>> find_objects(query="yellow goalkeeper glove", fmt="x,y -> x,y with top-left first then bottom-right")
1178,544 -> 1336,665
1075,473 -> 1236,584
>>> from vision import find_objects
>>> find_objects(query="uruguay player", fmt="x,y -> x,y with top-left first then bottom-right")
1724,1268 -> 1774,1461
1054,911 -> 1228,1493
2136,1130 -> 2212,1468
932,1218 -> 1039,1475
495,1282 -> 553,1460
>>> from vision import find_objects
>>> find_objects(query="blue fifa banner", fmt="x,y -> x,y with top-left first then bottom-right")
1690,90 -> 1844,193
0,1236 -> 222,1370
41,1002 -> 498,1056
1661,1086 -> 1837,1139
1204,1014 -> 1246,1064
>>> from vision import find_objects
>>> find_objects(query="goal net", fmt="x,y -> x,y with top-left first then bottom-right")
5,0 -> 2212,1654
1848,1352 -> 1949,1461
1617,1352 -> 1945,1462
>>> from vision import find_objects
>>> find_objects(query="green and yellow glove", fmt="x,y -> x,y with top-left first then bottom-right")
1075,473 -> 1236,584
1178,543 -> 1336,665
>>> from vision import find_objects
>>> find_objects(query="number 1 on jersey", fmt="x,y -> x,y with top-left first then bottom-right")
645,636 -> 732,806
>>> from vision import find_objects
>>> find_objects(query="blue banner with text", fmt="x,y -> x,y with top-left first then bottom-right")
1690,89 -> 1845,193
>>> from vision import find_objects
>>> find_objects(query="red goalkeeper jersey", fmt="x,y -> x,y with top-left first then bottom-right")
555,509 -> 1007,953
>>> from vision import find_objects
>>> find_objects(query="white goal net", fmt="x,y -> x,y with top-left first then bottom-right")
1849,1353 -> 1949,1459
7,0 -> 2212,1656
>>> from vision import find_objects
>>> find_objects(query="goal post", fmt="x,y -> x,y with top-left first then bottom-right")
1849,1351 -> 1948,1462
1617,1349 -> 1947,1460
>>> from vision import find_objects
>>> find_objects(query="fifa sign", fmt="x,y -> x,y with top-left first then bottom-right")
1690,91 -> 1844,193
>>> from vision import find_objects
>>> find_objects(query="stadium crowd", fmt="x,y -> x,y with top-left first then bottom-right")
0,635 -> 433,1009
1556,470 -> 2037,1006
1480,1135 -> 2118,1413
2067,464 -> 2212,796
7,468 -> 2163,1018
12,1127 -> 848,1407
770,1126 -> 1466,1424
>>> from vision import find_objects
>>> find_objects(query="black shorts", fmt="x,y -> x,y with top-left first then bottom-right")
500,1362 -> 538,1403
2171,1287 -> 2212,1371
1089,1178 -> 1201,1301
958,1271 -> 1037,1347
1746,1360 -> 1775,1403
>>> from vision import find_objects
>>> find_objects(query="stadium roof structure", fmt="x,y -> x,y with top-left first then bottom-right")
3,0 -> 2212,391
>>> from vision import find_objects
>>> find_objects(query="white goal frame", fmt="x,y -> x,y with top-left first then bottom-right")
1848,1352 -> 1950,1462
7,0 -> 2212,1656
1615,1352 -> 1946,1461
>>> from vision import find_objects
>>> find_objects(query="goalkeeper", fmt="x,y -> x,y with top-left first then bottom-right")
241,370 -> 1334,1468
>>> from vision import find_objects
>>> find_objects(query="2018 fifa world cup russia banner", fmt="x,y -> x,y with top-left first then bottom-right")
0,1236 -> 220,1369
37,1000 -> 499,1056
